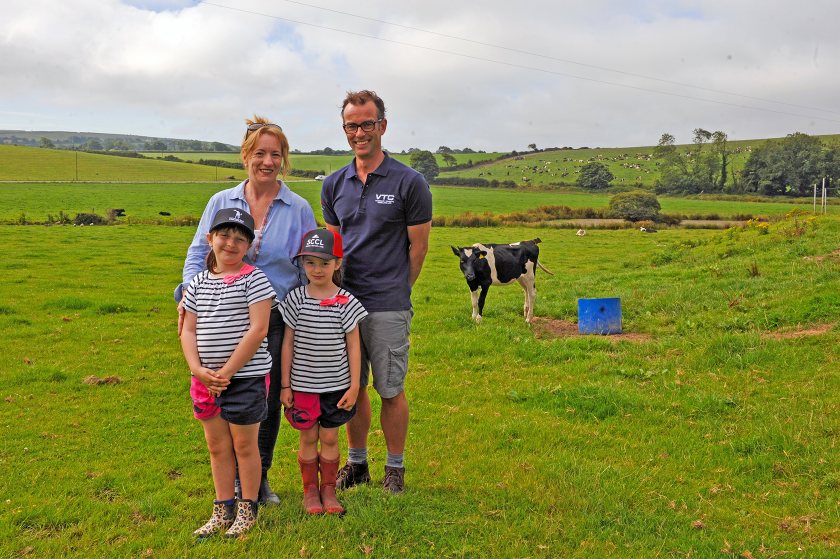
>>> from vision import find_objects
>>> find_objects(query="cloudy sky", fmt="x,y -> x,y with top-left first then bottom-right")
2,0 -> 839,152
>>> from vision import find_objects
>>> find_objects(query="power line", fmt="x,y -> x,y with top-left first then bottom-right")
266,0 -> 840,117
202,1 -> 840,125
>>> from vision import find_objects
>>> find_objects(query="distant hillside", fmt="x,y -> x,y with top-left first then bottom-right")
0,130 -> 237,152
436,133 -> 840,189
0,144 -> 233,182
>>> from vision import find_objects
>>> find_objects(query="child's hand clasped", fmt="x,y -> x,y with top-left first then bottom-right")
193,367 -> 230,397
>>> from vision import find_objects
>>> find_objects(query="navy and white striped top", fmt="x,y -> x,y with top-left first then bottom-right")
183,268 -> 276,378
278,286 -> 367,393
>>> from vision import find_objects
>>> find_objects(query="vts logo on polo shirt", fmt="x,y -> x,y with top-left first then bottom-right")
375,194 -> 395,205
306,235 -> 325,248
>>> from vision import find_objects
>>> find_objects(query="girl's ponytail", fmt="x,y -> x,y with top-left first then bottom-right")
205,244 -> 218,273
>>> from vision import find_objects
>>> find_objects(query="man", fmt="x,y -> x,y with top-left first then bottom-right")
320,90 -> 432,493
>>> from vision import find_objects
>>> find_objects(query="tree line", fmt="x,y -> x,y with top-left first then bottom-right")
15,134 -> 236,152
653,130 -> 838,196
574,130 -> 838,196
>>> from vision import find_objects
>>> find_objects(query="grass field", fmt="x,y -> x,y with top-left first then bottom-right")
140,151 -> 500,172
8,135 -> 840,195
1,181 -> 817,226
0,145 -> 500,184
1,213 -> 838,557
0,145 -> 226,182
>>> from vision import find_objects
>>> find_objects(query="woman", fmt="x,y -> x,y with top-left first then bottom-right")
176,116 -> 317,505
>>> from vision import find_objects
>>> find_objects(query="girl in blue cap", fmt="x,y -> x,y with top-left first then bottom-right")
180,208 -> 275,537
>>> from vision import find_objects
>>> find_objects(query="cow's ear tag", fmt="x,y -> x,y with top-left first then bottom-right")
478,254 -> 485,259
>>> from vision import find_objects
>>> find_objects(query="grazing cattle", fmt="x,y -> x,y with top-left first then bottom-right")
451,238 -> 553,324
640,226 -> 657,233
576,229 -> 586,236
159,211 -> 171,216
112,208 -> 126,217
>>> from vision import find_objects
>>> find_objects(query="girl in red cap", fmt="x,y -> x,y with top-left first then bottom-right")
278,228 -> 367,514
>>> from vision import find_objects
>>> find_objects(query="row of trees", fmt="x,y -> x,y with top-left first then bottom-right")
655,130 -> 839,196
574,130 -> 839,197
741,133 -> 837,196
655,129 -> 730,194
25,135 -> 235,152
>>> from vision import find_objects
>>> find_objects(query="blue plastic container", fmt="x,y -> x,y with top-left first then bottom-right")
577,297 -> 622,335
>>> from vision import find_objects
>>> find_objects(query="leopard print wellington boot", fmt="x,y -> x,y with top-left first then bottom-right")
225,499 -> 259,538
193,500 -> 236,538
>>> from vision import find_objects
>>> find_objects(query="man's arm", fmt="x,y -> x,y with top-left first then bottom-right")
407,221 -> 431,287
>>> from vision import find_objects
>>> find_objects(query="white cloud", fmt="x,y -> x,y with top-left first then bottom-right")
1,0 -> 838,151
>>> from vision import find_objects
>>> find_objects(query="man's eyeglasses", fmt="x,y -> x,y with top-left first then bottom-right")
246,123 -> 282,134
342,119 -> 382,134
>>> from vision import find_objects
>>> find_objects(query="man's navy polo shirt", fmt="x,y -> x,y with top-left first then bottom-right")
321,153 -> 432,312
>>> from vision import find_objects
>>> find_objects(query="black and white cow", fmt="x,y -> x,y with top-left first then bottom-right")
451,238 -> 552,324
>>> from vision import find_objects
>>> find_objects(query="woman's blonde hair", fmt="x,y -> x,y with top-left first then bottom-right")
241,115 -> 290,177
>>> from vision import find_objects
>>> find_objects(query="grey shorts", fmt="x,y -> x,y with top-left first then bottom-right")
359,310 -> 413,399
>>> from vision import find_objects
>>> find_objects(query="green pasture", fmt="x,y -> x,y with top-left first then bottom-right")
1,215 -> 838,558
140,151 -> 500,172
0,145 -> 228,182
0,181 -> 817,226
0,145 -> 496,182
141,152 -> 351,173
6,134 -> 840,189
438,145 -> 752,188
437,134 -> 840,188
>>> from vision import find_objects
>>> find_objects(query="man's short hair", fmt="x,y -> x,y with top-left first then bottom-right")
341,90 -> 386,120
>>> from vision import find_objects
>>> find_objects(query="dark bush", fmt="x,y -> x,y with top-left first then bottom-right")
198,159 -> 242,169
290,169 -> 327,179
608,190 -> 661,221
74,212 -> 107,225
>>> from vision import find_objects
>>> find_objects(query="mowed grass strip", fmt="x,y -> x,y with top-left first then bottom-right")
1,217 -> 838,557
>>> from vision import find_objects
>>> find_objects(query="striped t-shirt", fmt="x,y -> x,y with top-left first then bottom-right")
183,267 -> 276,378
278,286 -> 368,393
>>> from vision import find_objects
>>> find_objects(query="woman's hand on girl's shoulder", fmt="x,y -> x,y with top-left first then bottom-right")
337,385 -> 359,410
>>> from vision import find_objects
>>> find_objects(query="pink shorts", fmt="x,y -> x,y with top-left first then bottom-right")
284,391 -> 320,430
284,389 -> 356,431
190,375 -> 270,421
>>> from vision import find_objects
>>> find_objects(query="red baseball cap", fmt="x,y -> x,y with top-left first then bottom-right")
295,228 -> 343,260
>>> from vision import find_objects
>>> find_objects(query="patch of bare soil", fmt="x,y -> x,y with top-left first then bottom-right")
803,248 -> 840,263
763,323 -> 835,340
82,375 -> 122,385
530,317 -> 652,342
